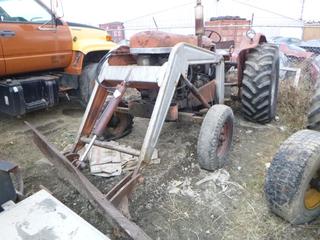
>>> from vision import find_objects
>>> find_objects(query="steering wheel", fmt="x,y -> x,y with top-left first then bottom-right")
205,30 -> 222,44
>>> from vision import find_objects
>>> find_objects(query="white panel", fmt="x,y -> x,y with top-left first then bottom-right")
0,190 -> 110,240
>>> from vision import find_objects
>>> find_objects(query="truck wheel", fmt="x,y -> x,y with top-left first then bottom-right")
308,88 -> 320,130
241,43 -> 279,124
197,105 -> 234,171
265,130 -> 320,224
79,63 -> 98,106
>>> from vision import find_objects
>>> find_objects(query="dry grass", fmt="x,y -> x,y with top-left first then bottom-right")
277,76 -> 312,133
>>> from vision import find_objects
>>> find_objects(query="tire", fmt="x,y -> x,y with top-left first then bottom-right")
79,63 -> 99,106
102,112 -> 133,140
308,88 -> 320,130
265,130 -> 320,224
241,43 -> 280,124
197,104 -> 234,171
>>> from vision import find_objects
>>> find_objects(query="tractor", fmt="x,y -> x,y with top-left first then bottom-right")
69,34 -> 279,170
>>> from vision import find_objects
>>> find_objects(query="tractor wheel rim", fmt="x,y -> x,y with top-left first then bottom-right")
104,112 -> 132,140
217,120 -> 231,158
305,177 -> 320,210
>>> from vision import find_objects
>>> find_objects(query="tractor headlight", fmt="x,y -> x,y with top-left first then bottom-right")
246,29 -> 256,40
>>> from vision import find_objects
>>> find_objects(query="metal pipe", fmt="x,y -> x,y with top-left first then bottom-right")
183,76 -> 211,109
79,81 -> 128,163
80,137 -> 140,156
79,135 -> 96,162
195,0 -> 204,47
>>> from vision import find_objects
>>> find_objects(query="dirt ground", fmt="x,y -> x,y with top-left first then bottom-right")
1,98 -> 320,240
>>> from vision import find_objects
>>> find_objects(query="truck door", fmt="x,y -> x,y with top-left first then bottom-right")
0,0 -> 73,76
0,37 -> 5,75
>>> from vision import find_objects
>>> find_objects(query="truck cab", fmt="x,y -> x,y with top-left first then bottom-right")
0,0 -> 72,76
0,0 -> 116,116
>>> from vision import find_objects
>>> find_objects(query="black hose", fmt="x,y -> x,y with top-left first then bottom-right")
94,46 -> 123,91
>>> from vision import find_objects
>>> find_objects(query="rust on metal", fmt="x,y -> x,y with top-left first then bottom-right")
183,76 -> 211,109
217,120 -> 232,158
103,112 -> 133,140
72,47 -> 137,153
236,33 -> 267,93
187,80 -> 216,107
130,31 -> 199,49
81,137 -> 140,156
166,104 -> 179,121
117,106 -> 204,124
130,31 -> 214,50
108,45 -> 137,66
128,101 -> 179,121
25,121 -> 151,240
72,84 -> 108,153
93,81 -> 128,137
106,172 -> 141,207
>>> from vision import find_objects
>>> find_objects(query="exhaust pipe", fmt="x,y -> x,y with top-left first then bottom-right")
195,0 -> 204,47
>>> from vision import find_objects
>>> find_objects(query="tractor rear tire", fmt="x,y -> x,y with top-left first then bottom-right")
265,130 -> 320,224
308,88 -> 320,130
197,105 -> 234,171
241,43 -> 280,124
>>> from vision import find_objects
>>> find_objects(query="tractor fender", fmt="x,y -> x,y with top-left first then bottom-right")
236,33 -> 267,86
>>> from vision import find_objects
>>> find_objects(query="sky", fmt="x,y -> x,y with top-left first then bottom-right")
44,0 -> 320,39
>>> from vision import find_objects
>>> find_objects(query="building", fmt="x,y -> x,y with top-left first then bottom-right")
303,22 -> 320,41
99,22 -> 125,43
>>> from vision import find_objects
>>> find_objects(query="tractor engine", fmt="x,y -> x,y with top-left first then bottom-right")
129,31 -> 217,110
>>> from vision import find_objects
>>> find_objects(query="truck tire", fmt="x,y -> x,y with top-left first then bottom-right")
308,88 -> 320,130
265,130 -> 320,224
241,43 -> 279,124
197,105 -> 234,171
79,63 -> 98,106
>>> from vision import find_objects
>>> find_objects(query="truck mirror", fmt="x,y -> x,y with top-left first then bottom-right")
51,0 -> 64,18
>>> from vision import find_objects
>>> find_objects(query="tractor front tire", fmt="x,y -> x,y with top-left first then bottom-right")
241,43 -> 279,124
265,130 -> 320,224
197,105 -> 234,171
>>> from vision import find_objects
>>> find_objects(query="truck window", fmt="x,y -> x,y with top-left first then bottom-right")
0,0 -> 51,23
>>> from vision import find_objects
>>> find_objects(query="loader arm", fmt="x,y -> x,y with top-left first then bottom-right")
73,43 -> 224,168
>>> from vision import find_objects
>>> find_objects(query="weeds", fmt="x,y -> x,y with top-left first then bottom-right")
277,76 -> 312,133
